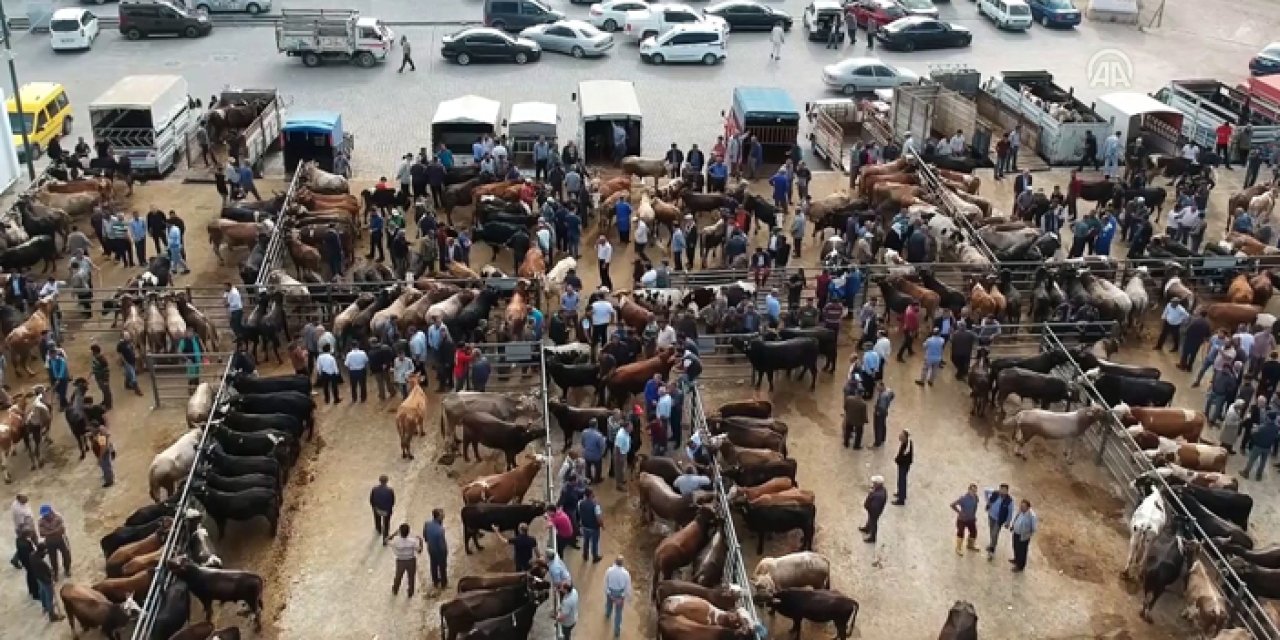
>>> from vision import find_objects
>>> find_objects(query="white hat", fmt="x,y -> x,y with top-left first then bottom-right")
870,475 -> 884,484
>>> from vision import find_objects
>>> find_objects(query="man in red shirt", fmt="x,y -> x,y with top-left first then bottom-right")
897,302 -> 920,362
1216,122 -> 1234,169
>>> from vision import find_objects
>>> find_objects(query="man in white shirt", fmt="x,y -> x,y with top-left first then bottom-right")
1181,142 -> 1199,163
224,282 -> 243,340
1155,299 -> 1190,353
589,297 -> 616,352
316,344 -> 342,404
318,326 -> 336,356
38,277 -> 61,299
1234,325 -> 1255,359
596,236 -> 614,291
656,320 -> 677,349
769,22 -> 784,60
603,556 -> 632,639
950,130 -> 966,157
873,330 -> 892,372
633,219 -> 649,258
493,141 -> 509,174
10,493 -> 34,568
345,345 -> 369,403
639,266 -> 658,288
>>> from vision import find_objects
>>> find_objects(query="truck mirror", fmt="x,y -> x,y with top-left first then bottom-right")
571,92 -> 577,102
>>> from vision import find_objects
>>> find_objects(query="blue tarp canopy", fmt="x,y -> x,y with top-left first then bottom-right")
283,110 -> 343,144
733,87 -> 800,124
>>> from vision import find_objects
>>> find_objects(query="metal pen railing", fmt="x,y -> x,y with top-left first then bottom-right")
129,161 -> 304,640
684,382 -> 766,639
538,346 -> 563,640
1041,326 -> 1280,640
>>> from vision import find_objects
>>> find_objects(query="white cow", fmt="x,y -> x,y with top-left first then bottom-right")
751,551 -> 830,596
1123,488 -> 1167,581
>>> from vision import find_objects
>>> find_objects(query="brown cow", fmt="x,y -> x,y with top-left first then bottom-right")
439,392 -> 541,441
1112,404 -> 1204,443
890,275 -> 940,320
92,569 -> 155,604
5,297 -> 54,377
1227,274 -> 1254,304
456,562 -> 548,593
652,507 -> 719,598
710,439 -> 784,467
716,400 -> 772,420
1183,558 -> 1228,636
1199,302 -> 1262,331
207,220 -> 265,265
396,374 -> 428,460
657,614 -> 755,639
120,548 -> 163,578
661,594 -> 746,629
35,189 -> 97,217
286,233 -> 321,274
615,295 -> 652,331
726,477 -> 795,504
457,412 -> 546,470
747,488 -> 815,508
1229,185 -> 1273,222
460,456 -> 546,504
656,580 -> 742,611
61,583 -> 143,638
602,349 -> 676,407
106,530 -> 166,578
473,180 -> 524,201
637,472 -> 702,524
1151,444 -> 1230,473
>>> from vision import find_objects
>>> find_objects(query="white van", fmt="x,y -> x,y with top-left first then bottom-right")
639,23 -> 726,65
50,8 -> 100,51
979,0 -> 1033,30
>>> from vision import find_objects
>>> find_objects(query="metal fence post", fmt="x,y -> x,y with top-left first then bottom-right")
146,355 -> 162,409
1095,421 -> 1111,466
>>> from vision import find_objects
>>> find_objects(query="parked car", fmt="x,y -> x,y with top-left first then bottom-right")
703,0 -> 792,32
874,16 -> 970,51
978,0 -> 1033,30
802,0 -> 846,42
193,0 -> 272,14
822,56 -> 919,95
520,20 -> 615,57
897,0 -> 939,19
1026,0 -> 1079,26
589,0 -> 650,31
639,23 -> 726,65
441,26 -> 542,64
484,0 -> 563,31
50,8 -> 99,51
624,2 -> 727,41
845,0 -> 906,29
118,0 -> 212,39
1250,42 -> 1280,76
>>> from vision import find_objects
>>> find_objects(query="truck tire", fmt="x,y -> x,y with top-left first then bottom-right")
492,20 -> 507,31
302,52 -> 321,67
355,51 -> 376,67
457,52 -> 472,65
125,27 -> 143,40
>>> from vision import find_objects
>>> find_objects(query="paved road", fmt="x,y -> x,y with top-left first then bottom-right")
5,0 -> 1271,177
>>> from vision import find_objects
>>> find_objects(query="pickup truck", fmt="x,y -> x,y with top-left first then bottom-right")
623,2 -> 727,41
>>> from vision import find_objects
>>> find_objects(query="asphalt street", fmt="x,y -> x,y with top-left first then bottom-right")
5,0 -> 1275,176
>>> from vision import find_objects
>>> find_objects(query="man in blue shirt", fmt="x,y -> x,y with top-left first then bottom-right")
128,212 -> 148,265
435,143 -> 455,169
861,343 -> 882,380
533,136 -> 551,182
917,328 -> 945,386
707,157 -> 728,193
410,325 -> 429,377
423,508 -> 448,588
238,162 -> 260,201
564,205 -> 582,259
1155,298 -> 1189,352
764,289 -> 781,324
366,209 -> 386,261
655,386 -> 673,442
769,167 -> 791,210
561,286 -> 580,315
615,199 -> 632,244
643,374 -> 662,419
167,220 -> 189,274
471,137 -> 485,163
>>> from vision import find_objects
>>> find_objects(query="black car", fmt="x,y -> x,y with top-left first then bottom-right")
704,0 -> 792,31
875,16 -> 970,52
440,27 -> 543,65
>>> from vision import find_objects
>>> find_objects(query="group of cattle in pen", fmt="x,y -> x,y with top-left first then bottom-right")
0,175 -> 127,274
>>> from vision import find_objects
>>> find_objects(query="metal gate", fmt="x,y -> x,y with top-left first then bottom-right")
537,347 -> 562,639
142,351 -> 237,407
1038,326 -> 1280,639
130,162 -> 305,640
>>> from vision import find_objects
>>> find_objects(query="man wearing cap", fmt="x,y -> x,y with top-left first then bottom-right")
36,505 -> 70,581
859,476 -> 887,543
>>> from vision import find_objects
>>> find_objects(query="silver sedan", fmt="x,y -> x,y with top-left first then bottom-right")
519,20 -> 615,58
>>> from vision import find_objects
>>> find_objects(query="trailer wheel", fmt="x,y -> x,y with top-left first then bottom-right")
302,52 -> 321,67
355,51 -> 376,67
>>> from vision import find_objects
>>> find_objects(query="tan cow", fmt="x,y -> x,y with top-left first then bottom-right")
93,569 -> 155,603
748,488 -> 816,508
726,477 -> 794,504
1152,463 -> 1238,491
1112,404 -> 1204,442
460,456 -> 546,504
1183,558 -> 1228,637
751,551 -> 830,596
61,584 -> 143,638
35,189 -> 97,217
1150,444 -> 1229,473
5,297 -> 54,376
660,595 -> 746,629
207,219 -> 266,265
396,374 -> 428,460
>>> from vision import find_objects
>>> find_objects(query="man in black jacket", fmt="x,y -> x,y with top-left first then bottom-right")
665,143 -> 684,179
893,430 -> 913,506
146,207 -> 168,255
369,337 -> 395,400
1178,310 -> 1213,371
426,158 -> 447,210
410,159 -> 428,201
370,475 -> 396,543
859,476 -> 887,543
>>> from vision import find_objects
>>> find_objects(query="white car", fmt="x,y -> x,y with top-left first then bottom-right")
50,8 -> 99,51
520,20 -> 615,57
822,57 -> 919,95
589,0 -> 650,32
897,0 -> 939,18
624,3 -> 727,42
639,23 -> 726,65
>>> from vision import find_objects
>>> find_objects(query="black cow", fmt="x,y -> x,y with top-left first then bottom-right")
204,444 -> 283,485
738,502 -> 816,554
1121,186 -> 1168,211
1070,351 -> 1161,380
1077,179 -> 1120,203
440,580 -> 548,640
546,360 -> 602,402
123,494 -> 180,527
210,425 -> 297,468
1172,484 -> 1252,531
732,336 -> 820,391
220,410 -> 305,443
546,400 -> 609,451
1222,542 -> 1280,569
460,502 -> 546,554
448,288 -> 501,339
1086,371 -> 1175,407
1178,494 -> 1253,549
473,222 -> 526,257
167,557 -> 265,631
462,599 -> 547,640
987,350 -> 1070,389
993,368 -> 1077,413
874,279 -> 913,320
150,581 -> 192,640
196,462 -> 279,494
191,483 -> 281,539
220,205 -> 259,223
1140,531 -> 1195,622
0,235 -> 58,273
100,517 -> 168,558
224,391 -> 315,440
766,589 -> 859,640
231,373 -> 311,395
722,459 -> 798,487
1228,558 -> 1280,600
743,194 -> 779,231
778,327 -> 837,373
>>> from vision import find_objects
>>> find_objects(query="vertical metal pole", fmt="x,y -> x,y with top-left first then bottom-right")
0,4 -> 36,180
147,355 -> 161,408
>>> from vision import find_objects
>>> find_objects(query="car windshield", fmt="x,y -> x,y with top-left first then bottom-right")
1263,45 -> 1280,58
577,23 -> 604,36
1008,4 -> 1030,14
8,113 -> 33,134
50,18 -> 81,32
1044,0 -> 1075,8
898,0 -> 932,10
882,4 -> 906,17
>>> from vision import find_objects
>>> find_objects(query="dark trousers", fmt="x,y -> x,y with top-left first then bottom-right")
392,558 -> 416,595
367,231 -> 385,260
585,458 -> 603,483
1012,535 -> 1030,569
897,332 -> 916,360
430,184 -> 445,208
598,260 -> 613,290
873,410 -> 887,446
399,54 -> 416,72
134,239 -> 146,265
896,463 -> 909,502
373,508 -> 391,536
320,373 -> 341,403
151,233 -> 165,255
1217,143 -> 1232,168
1154,322 -> 1180,352
843,421 -> 864,448
428,551 -> 447,587
230,309 -> 244,338
535,159 -> 548,182
863,510 -> 880,541
350,369 -> 367,401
